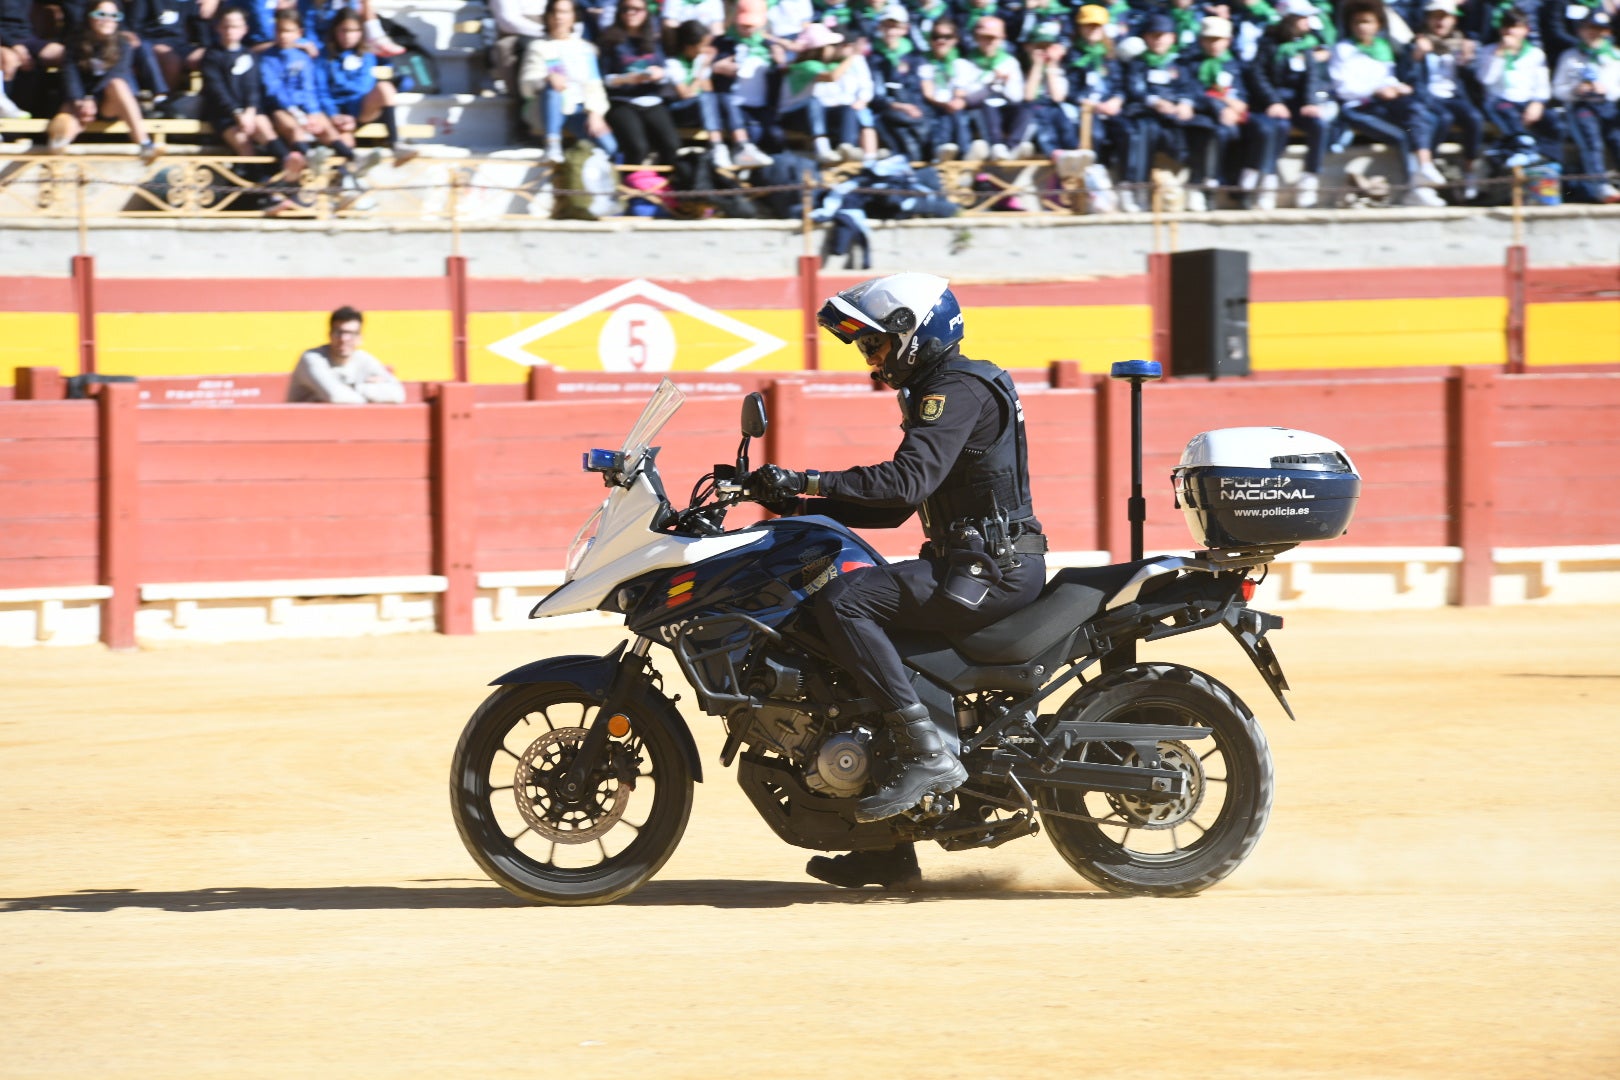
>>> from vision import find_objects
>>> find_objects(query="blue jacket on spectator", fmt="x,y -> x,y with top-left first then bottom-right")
1181,46 -> 1256,115
244,0 -> 281,45
322,47 -> 377,111
870,38 -> 930,109
261,44 -> 337,114
1124,49 -> 1200,116
300,0 -> 350,50
1066,42 -> 1125,102
1250,21 -> 1332,108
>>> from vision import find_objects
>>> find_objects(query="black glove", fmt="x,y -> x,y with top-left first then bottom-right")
748,464 -> 808,504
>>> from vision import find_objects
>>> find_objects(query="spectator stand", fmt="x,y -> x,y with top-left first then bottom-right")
5,0 -> 1616,222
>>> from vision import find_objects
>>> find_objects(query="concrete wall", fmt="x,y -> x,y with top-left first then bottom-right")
4,205 -> 1616,281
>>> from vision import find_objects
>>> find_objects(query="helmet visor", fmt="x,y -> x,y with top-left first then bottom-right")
817,294 -> 887,345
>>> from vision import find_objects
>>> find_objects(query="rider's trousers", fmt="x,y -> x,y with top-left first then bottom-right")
811,553 -> 1046,715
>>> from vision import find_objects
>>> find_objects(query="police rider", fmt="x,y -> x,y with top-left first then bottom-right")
748,272 -> 1047,890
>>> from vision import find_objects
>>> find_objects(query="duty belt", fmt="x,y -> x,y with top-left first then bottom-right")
1010,532 -> 1049,555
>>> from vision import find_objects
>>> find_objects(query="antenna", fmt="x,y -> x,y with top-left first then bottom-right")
1110,360 -> 1163,562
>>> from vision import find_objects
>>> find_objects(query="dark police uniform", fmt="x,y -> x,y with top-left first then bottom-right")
798,350 -> 1046,714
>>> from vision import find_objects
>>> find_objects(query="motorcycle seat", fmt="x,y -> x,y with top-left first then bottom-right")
950,558 -> 1180,666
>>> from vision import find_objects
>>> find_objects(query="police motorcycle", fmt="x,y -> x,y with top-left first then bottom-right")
450,371 -> 1361,906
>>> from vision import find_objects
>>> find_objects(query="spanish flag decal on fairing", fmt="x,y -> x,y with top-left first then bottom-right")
666,571 -> 697,608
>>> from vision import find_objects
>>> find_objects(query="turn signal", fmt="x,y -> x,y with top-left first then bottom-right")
606,713 -> 631,738
1241,578 -> 1256,601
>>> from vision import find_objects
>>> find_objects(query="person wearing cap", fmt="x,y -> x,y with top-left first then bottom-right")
1184,14 -> 1288,208
919,16 -> 976,158
779,22 -> 865,163
1552,7 -> 1620,200
1329,0 -> 1447,204
1543,0 -> 1608,62
1017,24 -> 1079,154
1059,3 -> 1132,197
1406,0 -> 1485,199
1477,11 -> 1565,164
1123,11 -> 1202,205
711,0 -> 787,156
1252,0 -> 1337,206
959,14 -> 1029,158
871,4 -> 934,159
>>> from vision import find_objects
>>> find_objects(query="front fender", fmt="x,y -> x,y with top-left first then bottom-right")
488,648 -> 704,782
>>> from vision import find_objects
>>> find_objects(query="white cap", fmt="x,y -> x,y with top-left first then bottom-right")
1424,0 -> 1459,13
879,3 -> 909,22
1200,14 -> 1233,37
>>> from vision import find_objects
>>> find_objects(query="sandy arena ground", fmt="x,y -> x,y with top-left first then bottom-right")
3,604 -> 1619,1079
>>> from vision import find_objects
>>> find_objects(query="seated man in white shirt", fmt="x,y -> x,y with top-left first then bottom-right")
288,305 -> 407,403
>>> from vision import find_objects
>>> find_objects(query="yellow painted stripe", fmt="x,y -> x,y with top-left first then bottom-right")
1526,302 -> 1620,367
0,314 -> 81,377
95,312 -> 455,381
5,301 -> 1614,386
667,580 -> 694,597
1250,298 -> 1508,369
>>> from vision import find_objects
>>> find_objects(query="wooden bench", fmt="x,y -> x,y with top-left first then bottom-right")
0,116 -> 434,144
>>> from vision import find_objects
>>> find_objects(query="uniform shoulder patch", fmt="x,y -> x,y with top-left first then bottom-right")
919,394 -> 946,423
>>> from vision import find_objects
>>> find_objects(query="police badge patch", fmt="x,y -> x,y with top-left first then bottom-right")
919,394 -> 946,422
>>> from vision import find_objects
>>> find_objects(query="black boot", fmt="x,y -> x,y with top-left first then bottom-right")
806,843 -> 920,889
855,703 -> 968,823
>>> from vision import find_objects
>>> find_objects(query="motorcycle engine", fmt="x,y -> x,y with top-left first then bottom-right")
803,729 -> 873,798
741,647 -> 873,798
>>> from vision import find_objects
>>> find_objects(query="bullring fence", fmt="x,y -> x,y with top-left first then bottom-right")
3,365 -> 1618,648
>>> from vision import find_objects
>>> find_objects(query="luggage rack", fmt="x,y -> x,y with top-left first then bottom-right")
1185,544 -> 1298,572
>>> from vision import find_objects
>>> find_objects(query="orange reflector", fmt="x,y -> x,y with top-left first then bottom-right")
607,713 -> 631,738
1241,579 -> 1256,601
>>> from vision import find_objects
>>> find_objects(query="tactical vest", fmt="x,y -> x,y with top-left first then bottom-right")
901,356 -> 1038,542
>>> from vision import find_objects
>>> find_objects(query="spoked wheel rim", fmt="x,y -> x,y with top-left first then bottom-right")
467,692 -> 670,880
1064,698 -> 1237,865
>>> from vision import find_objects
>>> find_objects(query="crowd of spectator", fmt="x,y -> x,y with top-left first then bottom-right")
0,0 -> 415,196
2,0 -> 1617,206
485,0 -> 1620,205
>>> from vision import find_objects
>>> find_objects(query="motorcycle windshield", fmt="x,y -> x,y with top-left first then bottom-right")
621,378 -> 685,471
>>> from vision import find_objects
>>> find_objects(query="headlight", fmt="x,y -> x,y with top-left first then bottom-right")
564,501 -> 607,583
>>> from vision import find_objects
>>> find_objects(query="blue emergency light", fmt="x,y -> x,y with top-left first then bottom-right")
583,449 -> 625,473
1110,360 -> 1163,381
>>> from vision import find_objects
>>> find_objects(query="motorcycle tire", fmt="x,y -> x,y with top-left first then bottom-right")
450,679 -> 694,906
1038,663 -> 1273,897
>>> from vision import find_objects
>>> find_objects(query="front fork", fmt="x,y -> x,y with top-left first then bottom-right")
558,636 -> 654,800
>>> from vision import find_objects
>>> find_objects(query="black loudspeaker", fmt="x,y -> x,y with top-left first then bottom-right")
1169,248 -> 1251,379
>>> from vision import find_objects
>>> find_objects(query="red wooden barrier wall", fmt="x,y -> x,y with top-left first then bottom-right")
137,406 -> 436,583
0,401 -> 101,588
3,370 -> 1618,645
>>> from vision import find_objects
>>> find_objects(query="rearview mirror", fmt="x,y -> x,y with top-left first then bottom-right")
741,392 -> 767,439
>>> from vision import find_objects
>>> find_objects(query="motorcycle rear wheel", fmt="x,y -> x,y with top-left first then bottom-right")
450,680 -> 693,906
1038,663 -> 1273,897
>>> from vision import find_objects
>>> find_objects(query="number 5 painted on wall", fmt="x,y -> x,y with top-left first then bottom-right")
627,319 -> 647,370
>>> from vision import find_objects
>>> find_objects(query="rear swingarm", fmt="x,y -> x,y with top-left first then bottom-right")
979,719 -> 1210,803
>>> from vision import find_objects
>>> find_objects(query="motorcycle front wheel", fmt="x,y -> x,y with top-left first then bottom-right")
450,680 -> 693,906
1038,663 -> 1274,897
